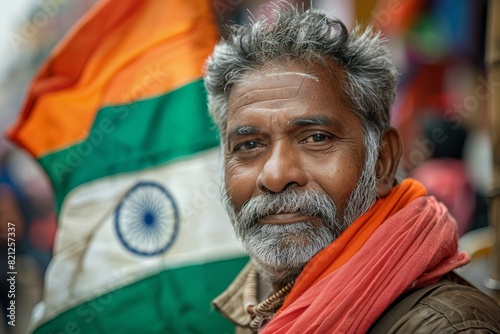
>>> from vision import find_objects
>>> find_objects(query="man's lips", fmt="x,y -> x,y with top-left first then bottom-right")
259,212 -> 319,225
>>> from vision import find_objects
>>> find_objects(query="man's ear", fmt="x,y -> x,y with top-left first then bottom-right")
375,127 -> 403,197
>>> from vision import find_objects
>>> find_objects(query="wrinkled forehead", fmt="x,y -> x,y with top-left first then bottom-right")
228,60 -> 348,112
234,59 -> 344,85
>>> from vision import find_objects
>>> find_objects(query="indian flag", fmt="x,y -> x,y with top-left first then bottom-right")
7,0 -> 247,332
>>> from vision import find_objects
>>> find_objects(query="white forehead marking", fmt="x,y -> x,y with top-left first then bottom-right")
263,71 -> 319,81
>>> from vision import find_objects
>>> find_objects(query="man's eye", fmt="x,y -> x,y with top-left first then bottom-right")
235,141 -> 261,151
302,134 -> 328,143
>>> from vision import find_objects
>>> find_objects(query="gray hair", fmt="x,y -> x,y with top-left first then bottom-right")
204,3 -> 398,144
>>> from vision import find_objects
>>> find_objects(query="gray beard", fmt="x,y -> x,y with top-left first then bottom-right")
232,190 -> 342,287
222,133 -> 379,287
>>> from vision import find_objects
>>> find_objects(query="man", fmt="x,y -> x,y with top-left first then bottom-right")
204,4 -> 500,333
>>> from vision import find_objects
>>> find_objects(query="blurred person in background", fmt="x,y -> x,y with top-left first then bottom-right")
0,142 -> 25,333
411,116 -> 489,236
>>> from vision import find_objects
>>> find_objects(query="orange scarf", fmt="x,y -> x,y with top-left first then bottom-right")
262,179 -> 469,333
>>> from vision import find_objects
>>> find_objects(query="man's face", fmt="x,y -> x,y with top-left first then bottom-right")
223,61 -> 373,279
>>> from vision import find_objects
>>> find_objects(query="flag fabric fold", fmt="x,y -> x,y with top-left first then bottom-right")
7,0 -> 247,332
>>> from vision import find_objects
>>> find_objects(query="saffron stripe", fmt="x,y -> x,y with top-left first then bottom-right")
38,80 -> 219,212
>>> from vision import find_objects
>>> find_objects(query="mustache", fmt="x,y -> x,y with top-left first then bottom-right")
233,189 -> 339,236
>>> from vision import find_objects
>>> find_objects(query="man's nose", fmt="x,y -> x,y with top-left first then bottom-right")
256,142 -> 308,193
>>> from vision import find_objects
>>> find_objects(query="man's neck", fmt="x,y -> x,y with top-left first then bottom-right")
253,259 -> 304,294
258,273 -> 273,301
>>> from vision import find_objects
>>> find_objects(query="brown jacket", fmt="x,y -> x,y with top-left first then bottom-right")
377,273 -> 500,333
213,265 -> 500,333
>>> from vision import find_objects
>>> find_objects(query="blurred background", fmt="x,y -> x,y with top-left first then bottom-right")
0,0 -> 493,333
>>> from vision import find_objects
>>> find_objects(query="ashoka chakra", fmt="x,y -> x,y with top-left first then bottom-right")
115,181 -> 179,256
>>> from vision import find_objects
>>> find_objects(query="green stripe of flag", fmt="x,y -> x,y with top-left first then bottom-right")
39,80 -> 219,211
34,256 -> 248,334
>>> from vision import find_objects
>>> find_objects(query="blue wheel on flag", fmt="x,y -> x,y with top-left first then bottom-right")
115,181 -> 179,256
